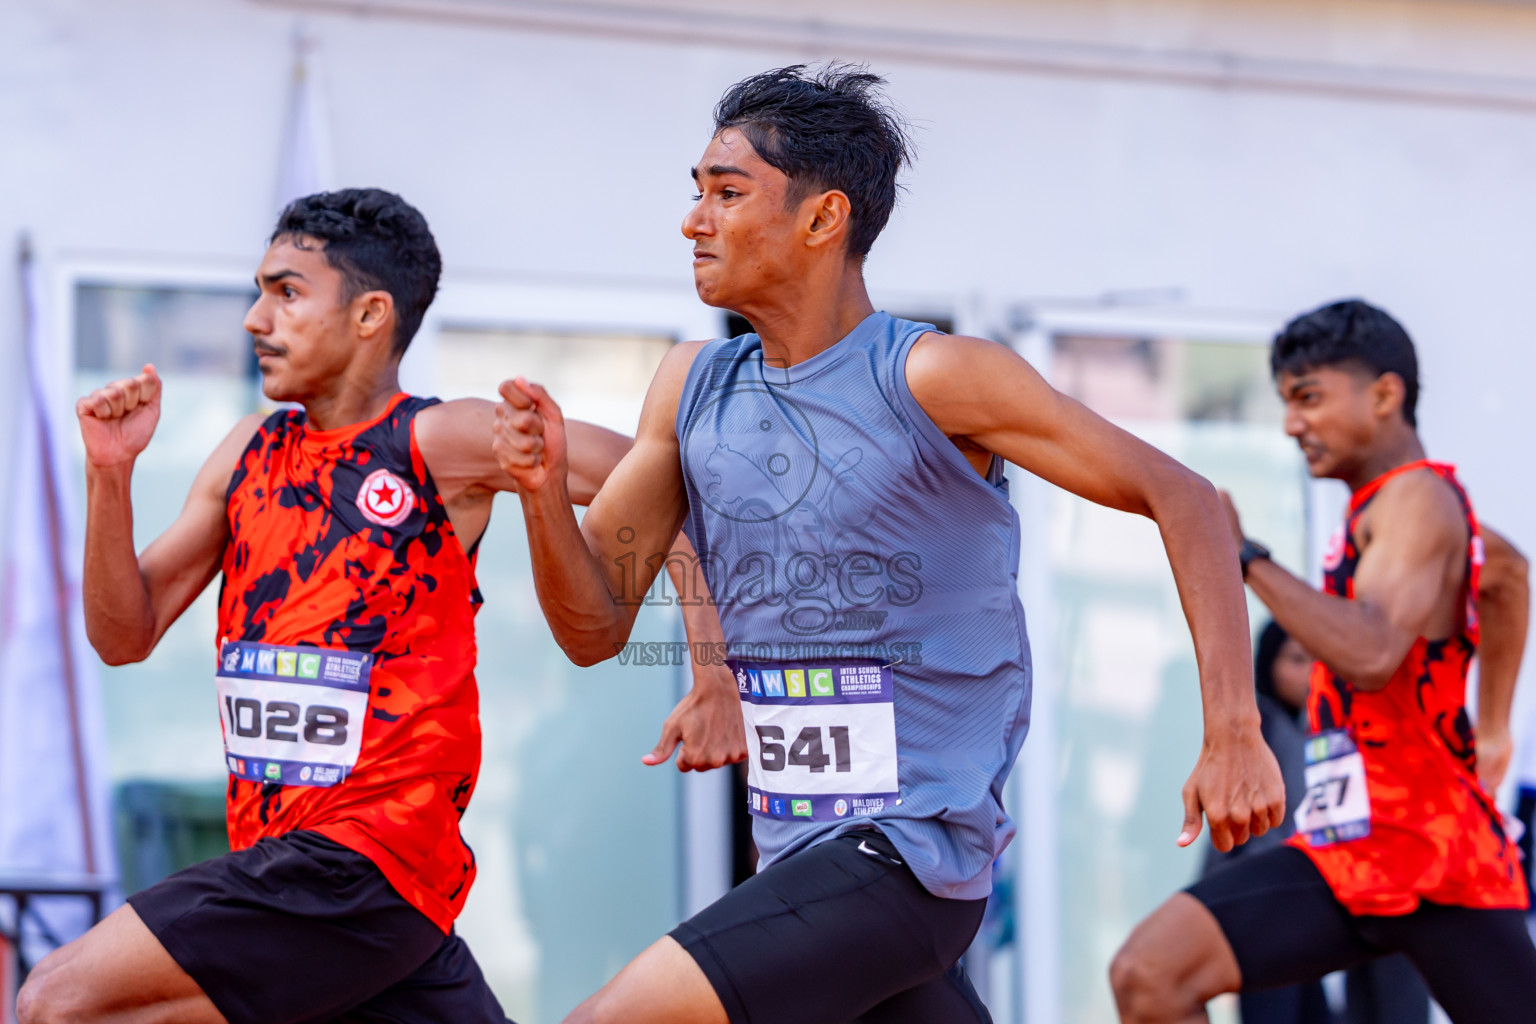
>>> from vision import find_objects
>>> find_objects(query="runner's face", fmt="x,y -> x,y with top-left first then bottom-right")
1271,636 -> 1314,711
682,129 -> 807,311
1277,366 -> 1380,479
244,238 -> 367,403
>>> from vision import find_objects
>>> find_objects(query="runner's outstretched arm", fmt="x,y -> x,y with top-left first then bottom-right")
1475,526 -> 1529,791
904,332 -> 1284,852
490,342 -> 702,665
77,364 -> 260,665
645,530 -> 747,771
414,397 -> 632,512
1220,471 -> 1467,691
426,375 -> 742,769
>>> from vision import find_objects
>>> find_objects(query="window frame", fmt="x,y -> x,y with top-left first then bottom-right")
416,275 -> 728,923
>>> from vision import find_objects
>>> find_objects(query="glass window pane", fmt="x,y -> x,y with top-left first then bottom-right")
71,285 -> 261,805
75,284 -> 256,376
1049,334 -> 1305,1024
436,326 -> 682,1023
437,326 -> 674,433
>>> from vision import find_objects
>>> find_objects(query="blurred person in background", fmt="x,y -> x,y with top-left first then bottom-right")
1112,300 -> 1535,1024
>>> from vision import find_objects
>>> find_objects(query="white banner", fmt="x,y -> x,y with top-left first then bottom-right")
0,241 -> 116,979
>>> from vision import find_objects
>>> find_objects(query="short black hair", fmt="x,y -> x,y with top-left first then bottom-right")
1271,299 -> 1419,427
713,64 -> 913,261
272,188 -> 441,354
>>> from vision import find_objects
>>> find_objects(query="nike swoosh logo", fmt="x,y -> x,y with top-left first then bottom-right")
858,840 -> 903,865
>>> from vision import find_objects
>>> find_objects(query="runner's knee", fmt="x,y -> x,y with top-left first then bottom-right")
17,956 -> 87,1024
1109,940 -> 1196,1023
561,990 -> 624,1024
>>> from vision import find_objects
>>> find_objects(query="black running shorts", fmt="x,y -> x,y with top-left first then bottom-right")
671,829 -> 992,1024
127,830 -> 509,1024
1187,844 -> 1536,1023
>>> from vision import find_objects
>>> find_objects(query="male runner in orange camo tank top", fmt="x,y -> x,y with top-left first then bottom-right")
1111,300 -> 1536,1023
18,190 -> 742,1024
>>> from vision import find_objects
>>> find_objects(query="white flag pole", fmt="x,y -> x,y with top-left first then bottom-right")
277,27 -> 335,212
17,236 -> 97,878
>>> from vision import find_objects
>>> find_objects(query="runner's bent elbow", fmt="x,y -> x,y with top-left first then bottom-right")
1144,459 -> 1221,529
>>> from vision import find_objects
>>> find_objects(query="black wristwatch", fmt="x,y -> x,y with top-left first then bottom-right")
1238,538 -> 1271,579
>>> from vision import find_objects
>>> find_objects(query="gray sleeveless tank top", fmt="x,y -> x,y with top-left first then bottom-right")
676,311 -> 1032,899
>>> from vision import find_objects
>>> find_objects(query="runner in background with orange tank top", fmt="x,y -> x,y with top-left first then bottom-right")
16,189 -> 743,1024
1111,299 -> 1536,1024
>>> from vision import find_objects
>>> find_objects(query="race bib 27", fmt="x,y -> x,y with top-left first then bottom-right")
1296,728 -> 1372,847
216,641 -> 372,788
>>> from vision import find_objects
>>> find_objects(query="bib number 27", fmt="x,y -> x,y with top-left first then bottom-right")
1304,774 -> 1352,815
755,725 -> 851,773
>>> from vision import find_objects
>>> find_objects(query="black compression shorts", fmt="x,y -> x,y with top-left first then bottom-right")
1187,844 -> 1536,1023
670,829 -> 992,1024
127,830 -> 509,1024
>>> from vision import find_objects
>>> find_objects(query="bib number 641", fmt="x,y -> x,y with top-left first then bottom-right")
755,725 -> 852,773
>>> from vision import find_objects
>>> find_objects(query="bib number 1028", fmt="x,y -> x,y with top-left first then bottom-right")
224,697 -> 350,746
756,725 -> 851,773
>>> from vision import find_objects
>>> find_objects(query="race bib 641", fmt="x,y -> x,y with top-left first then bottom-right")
731,658 -> 899,823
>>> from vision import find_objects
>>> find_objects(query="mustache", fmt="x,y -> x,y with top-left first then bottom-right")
253,341 -> 286,357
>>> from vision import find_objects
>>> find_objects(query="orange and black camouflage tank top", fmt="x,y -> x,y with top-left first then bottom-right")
218,393 -> 481,932
1287,460 -> 1527,915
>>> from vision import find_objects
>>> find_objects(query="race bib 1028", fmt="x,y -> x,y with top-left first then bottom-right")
1295,728 -> 1372,847
216,641 -> 371,788
731,658 -> 899,823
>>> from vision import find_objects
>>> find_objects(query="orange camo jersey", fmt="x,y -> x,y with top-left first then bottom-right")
1287,460 -> 1527,916
219,393 -> 480,932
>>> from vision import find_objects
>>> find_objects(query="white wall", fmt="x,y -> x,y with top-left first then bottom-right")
6,0 -> 1536,518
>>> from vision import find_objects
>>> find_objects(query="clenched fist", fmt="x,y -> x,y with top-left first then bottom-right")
492,377 -> 568,495
1178,723 -> 1287,852
77,364 -> 162,469
643,662 -> 749,772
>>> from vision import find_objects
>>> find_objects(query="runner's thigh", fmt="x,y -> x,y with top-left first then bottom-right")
852,961 -> 992,1024
127,831 -> 446,1024
1186,846 -> 1377,991
337,930 -> 512,1024
1367,903 -> 1536,1024
17,903 -> 226,1024
670,831 -> 986,1024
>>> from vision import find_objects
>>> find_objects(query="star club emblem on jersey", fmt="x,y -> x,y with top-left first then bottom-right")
357,468 -> 415,527
1321,526 -> 1347,572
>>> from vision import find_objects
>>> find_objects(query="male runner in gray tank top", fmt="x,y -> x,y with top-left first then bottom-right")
491,65 -> 1285,1024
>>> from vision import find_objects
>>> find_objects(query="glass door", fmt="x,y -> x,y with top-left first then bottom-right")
426,274 -> 727,1022
1005,310 -> 1305,1024
434,324 -> 678,1023
1046,331 -> 1306,1024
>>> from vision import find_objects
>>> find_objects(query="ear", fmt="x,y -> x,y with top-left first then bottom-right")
802,189 -> 853,253
354,290 -> 396,345
1370,371 -> 1407,422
